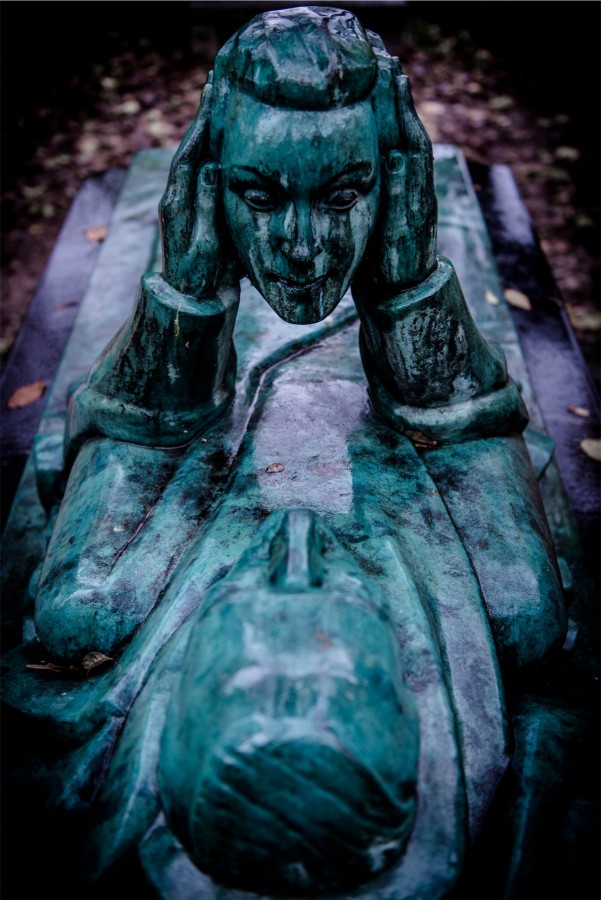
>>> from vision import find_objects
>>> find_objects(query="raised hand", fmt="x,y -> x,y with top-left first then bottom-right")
159,76 -> 228,298
355,72 -> 438,298
380,74 -> 438,289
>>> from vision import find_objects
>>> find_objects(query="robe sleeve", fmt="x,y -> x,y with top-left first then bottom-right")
355,256 -> 528,443
66,273 -> 239,459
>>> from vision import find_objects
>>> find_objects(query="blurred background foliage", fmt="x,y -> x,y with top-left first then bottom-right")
2,1 -> 599,385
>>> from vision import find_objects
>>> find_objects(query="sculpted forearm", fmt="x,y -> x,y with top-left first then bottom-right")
353,73 -> 526,443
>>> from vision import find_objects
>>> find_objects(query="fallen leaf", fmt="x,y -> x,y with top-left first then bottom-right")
555,146 -> 580,162
143,109 -> 173,140
115,99 -> 141,116
23,184 -> 46,200
7,380 -> 46,409
489,95 -> 513,110
82,651 -> 113,674
567,406 -> 590,418
504,289 -> 532,311
580,439 -> 601,462
78,135 -> 100,160
485,289 -> 500,306
405,429 -> 438,449
567,308 -> 601,332
544,166 -> 570,184
418,100 -> 446,117
26,662 -> 78,673
43,153 -> 71,171
266,462 -> 284,474
84,226 -> 109,243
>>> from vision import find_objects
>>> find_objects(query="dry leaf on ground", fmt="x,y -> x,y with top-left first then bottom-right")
405,429 -> 439,449
567,308 -> 601,332
84,226 -> 109,243
7,380 -> 46,408
82,651 -> 113,674
567,406 -> 590,418
580,439 -> 601,462
26,662 -> 78,673
266,462 -> 285,474
504,289 -> 532,311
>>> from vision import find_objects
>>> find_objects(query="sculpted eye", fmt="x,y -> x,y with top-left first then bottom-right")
323,189 -> 360,211
243,189 -> 276,211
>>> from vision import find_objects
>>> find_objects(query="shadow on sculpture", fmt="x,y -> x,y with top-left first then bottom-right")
2,7 -> 573,899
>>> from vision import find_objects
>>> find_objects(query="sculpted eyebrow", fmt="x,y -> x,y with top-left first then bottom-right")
229,164 -> 375,191
323,162 -> 375,189
228,166 -> 280,187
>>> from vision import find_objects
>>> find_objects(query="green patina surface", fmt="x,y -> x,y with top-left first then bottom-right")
2,144 -> 590,899
0,8 -> 595,897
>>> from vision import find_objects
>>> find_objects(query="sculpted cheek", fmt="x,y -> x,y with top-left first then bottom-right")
353,203 -> 375,256
326,215 -> 355,269
248,218 -> 271,282
224,197 -> 245,255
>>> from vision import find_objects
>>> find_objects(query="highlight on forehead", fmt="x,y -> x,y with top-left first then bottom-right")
225,6 -> 377,110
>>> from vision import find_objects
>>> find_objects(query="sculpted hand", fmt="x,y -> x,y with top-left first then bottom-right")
380,73 -> 438,290
159,77 -> 236,298
355,72 -> 438,298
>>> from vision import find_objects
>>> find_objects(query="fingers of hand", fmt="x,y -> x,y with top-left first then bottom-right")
171,79 -> 213,171
191,162 -> 219,240
394,75 -> 436,224
160,79 -> 213,221
407,153 -> 435,221
383,150 -> 409,231
159,77 -> 214,284
185,162 -> 222,297
159,164 -> 194,278
380,148 -> 436,288
160,163 -> 194,226
396,75 -> 432,156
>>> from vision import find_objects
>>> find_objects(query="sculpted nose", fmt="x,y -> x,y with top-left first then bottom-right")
281,202 -> 319,264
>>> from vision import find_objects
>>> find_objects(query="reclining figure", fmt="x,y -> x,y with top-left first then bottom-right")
22,7 -> 566,897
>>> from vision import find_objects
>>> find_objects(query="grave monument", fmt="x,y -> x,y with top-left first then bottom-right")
2,7 -> 593,899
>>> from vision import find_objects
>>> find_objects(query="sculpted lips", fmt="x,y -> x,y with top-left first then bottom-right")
270,274 -> 328,292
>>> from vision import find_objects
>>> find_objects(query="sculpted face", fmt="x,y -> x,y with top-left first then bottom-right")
221,90 -> 380,324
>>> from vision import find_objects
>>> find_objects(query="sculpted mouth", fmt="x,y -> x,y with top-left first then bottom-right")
271,274 -> 327,292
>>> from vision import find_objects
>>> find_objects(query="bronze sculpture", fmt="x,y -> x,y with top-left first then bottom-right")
2,8 -> 574,898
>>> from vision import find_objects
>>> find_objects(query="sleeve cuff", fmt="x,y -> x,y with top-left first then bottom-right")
356,258 -> 529,443
66,273 -> 239,457
364,359 -> 528,444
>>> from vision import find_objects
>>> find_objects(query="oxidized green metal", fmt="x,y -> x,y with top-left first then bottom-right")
1,6 -> 583,899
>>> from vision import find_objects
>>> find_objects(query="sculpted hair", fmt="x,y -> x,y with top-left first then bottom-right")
208,6 -> 404,158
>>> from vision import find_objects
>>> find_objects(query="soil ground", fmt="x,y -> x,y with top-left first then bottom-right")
2,2 -> 599,392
